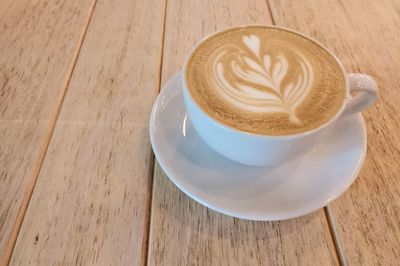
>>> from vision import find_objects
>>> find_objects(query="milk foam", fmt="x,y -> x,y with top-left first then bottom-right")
185,26 -> 346,135
212,34 -> 314,125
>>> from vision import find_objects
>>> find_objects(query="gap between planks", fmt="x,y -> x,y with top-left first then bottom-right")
265,0 -> 276,25
144,0 -> 168,265
0,0 -> 98,265
324,205 -> 347,266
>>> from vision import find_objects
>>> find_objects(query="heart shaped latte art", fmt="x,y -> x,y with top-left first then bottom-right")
212,34 -> 314,125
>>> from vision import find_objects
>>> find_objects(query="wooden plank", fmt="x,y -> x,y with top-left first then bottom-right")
0,0 -> 95,261
10,0 -> 166,265
148,0 -> 339,265
269,0 -> 400,264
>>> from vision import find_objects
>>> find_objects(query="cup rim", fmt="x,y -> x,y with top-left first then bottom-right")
182,25 -> 350,139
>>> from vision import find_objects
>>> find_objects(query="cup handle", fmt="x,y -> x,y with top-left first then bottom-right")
342,73 -> 379,115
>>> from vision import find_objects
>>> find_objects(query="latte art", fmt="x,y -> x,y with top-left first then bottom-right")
212,34 -> 314,125
185,26 -> 346,135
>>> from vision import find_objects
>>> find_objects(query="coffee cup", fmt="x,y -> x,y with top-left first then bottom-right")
182,26 -> 378,167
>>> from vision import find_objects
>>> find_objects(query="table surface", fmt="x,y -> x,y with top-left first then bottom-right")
1,0 -> 399,265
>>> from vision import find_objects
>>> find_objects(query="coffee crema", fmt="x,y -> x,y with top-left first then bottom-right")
185,26 -> 346,135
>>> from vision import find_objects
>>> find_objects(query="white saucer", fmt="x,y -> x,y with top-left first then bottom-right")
150,72 -> 367,221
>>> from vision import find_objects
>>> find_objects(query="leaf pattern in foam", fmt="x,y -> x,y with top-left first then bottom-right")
243,56 -> 267,75
263,54 -> 271,71
231,61 -> 275,89
212,34 -> 314,125
236,84 -> 282,102
272,54 -> 288,87
243,35 -> 260,58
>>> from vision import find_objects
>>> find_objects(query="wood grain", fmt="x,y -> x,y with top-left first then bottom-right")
148,0 -> 339,265
269,0 -> 400,264
10,0 -> 165,264
0,0 -> 95,261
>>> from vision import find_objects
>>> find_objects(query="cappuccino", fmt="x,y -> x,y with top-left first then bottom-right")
185,26 -> 346,135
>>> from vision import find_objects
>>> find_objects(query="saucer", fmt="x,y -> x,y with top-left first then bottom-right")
149,72 -> 367,221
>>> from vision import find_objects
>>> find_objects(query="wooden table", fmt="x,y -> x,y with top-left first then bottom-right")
1,0 -> 399,265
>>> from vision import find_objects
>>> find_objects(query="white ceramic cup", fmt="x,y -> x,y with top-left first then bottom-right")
182,26 -> 379,167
